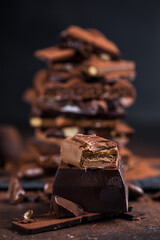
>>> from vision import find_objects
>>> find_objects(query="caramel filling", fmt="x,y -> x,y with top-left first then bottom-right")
81,148 -> 118,168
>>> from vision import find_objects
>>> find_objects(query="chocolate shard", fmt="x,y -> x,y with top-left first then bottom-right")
8,177 -> 25,204
52,195 -> 85,218
61,134 -> 119,169
52,160 -> 128,214
34,46 -> 75,62
128,183 -> 144,200
60,25 -> 121,60
120,211 -> 145,221
44,182 -> 53,195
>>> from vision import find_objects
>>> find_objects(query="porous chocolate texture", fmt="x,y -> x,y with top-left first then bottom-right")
61,134 -> 119,169
42,78 -> 136,102
52,160 -> 128,214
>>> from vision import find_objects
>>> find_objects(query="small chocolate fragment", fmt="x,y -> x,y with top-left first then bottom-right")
17,162 -> 45,179
121,211 -> 145,221
8,177 -> 25,204
52,195 -> 84,218
44,182 -> 53,195
61,134 -> 119,169
128,183 -> 144,200
52,160 -> 128,214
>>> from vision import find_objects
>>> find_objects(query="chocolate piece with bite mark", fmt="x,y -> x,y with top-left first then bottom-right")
61,134 -> 119,169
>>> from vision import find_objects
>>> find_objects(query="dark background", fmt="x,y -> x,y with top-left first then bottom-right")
1,0 -> 160,129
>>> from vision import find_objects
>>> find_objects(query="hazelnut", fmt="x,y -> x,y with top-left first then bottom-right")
63,127 -> 79,138
99,53 -> 111,61
88,66 -> 98,77
30,117 -> 42,127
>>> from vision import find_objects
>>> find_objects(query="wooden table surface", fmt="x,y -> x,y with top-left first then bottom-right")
0,124 -> 160,240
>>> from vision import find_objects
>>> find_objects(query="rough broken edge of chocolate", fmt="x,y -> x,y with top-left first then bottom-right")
120,211 -> 145,221
12,212 -> 108,234
52,195 -> 85,218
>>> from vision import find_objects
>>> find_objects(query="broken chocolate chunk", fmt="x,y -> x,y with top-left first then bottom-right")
52,160 -> 128,214
61,134 -> 119,169
121,211 -> 145,221
8,177 -> 25,204
52,195 -> 84,218
128,183 -> 144,200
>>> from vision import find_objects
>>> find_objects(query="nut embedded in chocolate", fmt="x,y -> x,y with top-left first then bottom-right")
61,134 -> 119,169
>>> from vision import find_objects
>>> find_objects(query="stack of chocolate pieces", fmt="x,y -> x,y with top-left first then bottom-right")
24,26 -> 136,171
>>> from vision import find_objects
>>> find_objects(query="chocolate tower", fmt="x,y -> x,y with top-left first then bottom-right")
24,26 -> 136,170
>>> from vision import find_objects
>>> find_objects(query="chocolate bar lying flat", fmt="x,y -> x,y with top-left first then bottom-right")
43,78 -> 136,102
81,55 -> 135,77
61,134 -> 119,169
52,160 -> 128,214
34,46 -> 75,62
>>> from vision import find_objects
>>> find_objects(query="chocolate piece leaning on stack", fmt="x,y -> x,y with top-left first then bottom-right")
24,25 -> 137,172
52,134 -> 128,217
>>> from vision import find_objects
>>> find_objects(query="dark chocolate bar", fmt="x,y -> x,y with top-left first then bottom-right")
52,160 -> 128,214
81,55 -> 135,77
61,134 -> 119,169
48,62 -> 136,84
